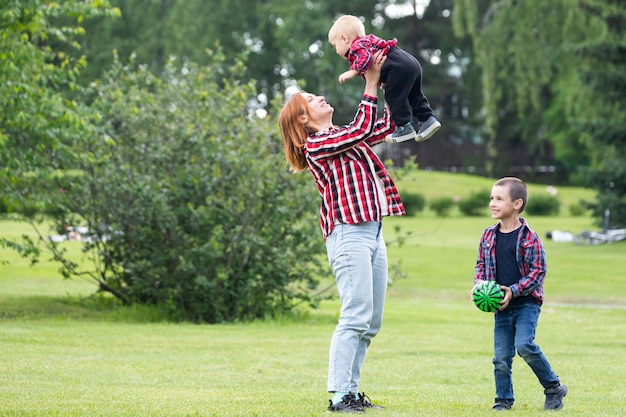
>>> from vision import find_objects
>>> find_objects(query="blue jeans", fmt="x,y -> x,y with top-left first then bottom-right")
493,303 -> 560,404
325,222 -> 388,393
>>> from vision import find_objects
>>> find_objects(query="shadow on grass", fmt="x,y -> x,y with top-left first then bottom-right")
0,293 -> 341,325
0,294 -> 169,323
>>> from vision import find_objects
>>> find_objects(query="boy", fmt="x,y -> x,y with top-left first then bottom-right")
328,14 -> 441,143
473,177 -> 568,411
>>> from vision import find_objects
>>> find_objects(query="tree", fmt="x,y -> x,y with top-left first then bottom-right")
0,1 -> 120,174
568,0 -> 626,228
452,0 -> 581,179
452,0 -> 625,226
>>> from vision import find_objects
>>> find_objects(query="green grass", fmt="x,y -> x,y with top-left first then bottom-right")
1,172 -> 625,416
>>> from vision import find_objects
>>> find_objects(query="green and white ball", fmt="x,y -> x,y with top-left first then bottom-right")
473,281 -> 504,312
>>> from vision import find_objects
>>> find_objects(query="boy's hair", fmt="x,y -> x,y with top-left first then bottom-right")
328,15 -> 366,42
495,177 -> 528,213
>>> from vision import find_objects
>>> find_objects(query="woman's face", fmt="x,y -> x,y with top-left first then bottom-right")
301,92 -> 334,124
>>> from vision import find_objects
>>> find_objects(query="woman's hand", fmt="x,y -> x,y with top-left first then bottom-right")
363,51 -> 386,96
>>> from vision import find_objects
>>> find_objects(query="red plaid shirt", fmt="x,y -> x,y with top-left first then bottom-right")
347,34 -> 397,74
474,218 -> 547,303
305,95 -> 405,239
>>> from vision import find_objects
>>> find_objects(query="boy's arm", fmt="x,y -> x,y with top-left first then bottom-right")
338,69 -> 360,84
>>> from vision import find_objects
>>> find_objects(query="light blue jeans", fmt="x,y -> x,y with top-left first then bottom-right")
493,303 -> 560,404
325,222 -> 388,393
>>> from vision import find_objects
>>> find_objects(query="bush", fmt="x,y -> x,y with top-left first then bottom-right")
401,192 -> 426,216
429,196 -> 455,217
458,189 -> 491,216
569,202 -> 587,217
526,194 -> 561,216
3,53 -> 326,323
0,197 -> 8,214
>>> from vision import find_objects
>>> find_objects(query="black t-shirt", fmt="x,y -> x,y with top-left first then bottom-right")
496,226 -> 536,307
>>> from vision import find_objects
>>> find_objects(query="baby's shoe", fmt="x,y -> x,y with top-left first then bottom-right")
385,122 -> 416,143
416,115 -> 441,142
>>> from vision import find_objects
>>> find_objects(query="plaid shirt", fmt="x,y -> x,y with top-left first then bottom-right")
305,95 -> 405,239
474,218 -> 547,303
347,34 -> 397,74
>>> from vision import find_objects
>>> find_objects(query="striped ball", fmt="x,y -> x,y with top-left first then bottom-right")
473,281 -> 504,312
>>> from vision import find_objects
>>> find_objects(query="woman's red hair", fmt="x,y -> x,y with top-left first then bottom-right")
278,93 -> 310,173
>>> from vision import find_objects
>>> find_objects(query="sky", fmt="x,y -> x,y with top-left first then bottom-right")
385,0 -> 431,19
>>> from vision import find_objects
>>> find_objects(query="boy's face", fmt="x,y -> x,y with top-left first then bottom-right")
490,184 -> 522,220
329,33 -> 351,59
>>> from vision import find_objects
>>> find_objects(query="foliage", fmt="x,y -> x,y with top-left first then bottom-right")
429,196 -> 456,217
458,189 -> 490,216
526,194 -> 561,216
75,1 -> 479,172
568,0 -> 626,228
568,202 -> 588,217
43,53 -> 323,323
0,2 -> 326,322
0,1 -> 120,175
0,0 -> 119,262
452,0 -> 625,226
1,1 -> 328,323
399,192 -> 426,216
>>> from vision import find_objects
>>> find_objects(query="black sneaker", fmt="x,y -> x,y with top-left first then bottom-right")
544,383 -> 568,410
492,400 -> 512,411
327,394 -> 364,413
355,392 -> 384,409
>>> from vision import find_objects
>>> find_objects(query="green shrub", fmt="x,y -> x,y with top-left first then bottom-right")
0,197 -> 8,214
526,193 -> 561,216
429,196 -> 455,217
401,192 -> 426,216
2,53 -> 326,323
569,202 -> 587,217
458,189 -> 490,216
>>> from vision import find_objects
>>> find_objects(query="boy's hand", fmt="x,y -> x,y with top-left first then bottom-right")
498,286 -> 513,311
470,280 -> 485,299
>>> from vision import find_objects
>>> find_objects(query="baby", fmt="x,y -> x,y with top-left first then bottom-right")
328,15 -> 441,143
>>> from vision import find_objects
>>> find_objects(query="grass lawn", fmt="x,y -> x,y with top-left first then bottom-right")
1,172 -> 625,416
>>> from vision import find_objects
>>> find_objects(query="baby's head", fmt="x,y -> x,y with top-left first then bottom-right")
328,15 -> 366,46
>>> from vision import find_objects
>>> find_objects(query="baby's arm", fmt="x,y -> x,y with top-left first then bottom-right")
338,69 -> 360,84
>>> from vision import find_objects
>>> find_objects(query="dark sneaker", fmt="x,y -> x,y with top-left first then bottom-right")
544,384 -> 567,410
327,394 -> 364,413
356,392 -> 384,409
493,401 -> 512,411
416,116 -> 441,142
385,122 -> 416,143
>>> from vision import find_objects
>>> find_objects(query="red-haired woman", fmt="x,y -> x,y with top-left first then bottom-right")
278,52 -> 405,413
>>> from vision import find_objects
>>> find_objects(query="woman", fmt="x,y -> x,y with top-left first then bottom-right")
278,52 -> 405,413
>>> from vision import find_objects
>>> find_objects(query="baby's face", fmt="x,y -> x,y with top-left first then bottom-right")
329,34 -> 351,58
